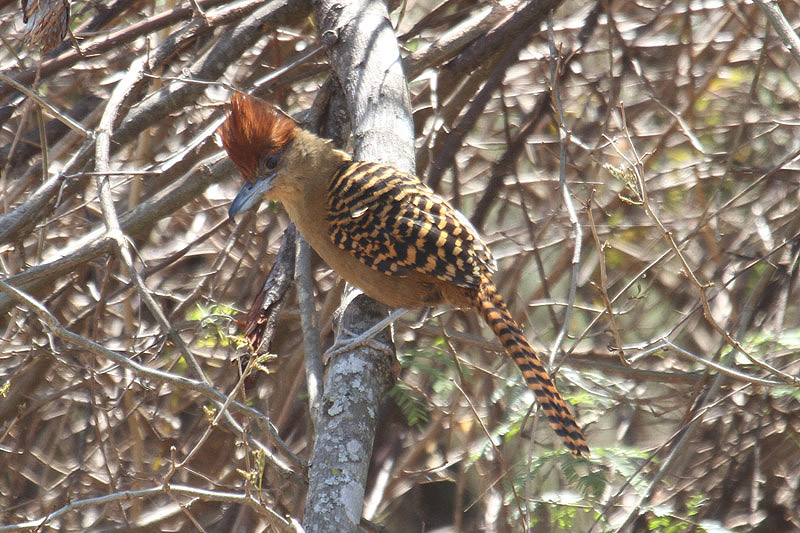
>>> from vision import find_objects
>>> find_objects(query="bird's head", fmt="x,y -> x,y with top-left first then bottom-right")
217,93 -> 298,220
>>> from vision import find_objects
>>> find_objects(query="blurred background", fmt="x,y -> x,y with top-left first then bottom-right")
1,0 -> 799,531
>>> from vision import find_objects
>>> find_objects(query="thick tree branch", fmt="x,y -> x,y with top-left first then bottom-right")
302,0 -> 415,531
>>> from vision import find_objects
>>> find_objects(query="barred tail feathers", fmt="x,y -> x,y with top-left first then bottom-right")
475,282 -> 589,457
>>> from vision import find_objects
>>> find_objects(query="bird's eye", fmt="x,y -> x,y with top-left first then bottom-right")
265,155 -> 279,170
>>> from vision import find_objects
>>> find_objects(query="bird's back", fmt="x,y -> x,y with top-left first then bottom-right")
326,161 -> 496,299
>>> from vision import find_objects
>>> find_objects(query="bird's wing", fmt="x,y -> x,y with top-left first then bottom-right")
326,161 -> 495,289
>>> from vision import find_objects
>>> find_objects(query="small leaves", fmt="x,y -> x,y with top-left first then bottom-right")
389,382 -> 430,429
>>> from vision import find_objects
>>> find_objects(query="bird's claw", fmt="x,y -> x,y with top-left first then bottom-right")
323,328 -> 395,364
322,307 -> 409,364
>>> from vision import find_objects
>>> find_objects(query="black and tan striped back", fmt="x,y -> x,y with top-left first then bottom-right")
327,161 -> 495,288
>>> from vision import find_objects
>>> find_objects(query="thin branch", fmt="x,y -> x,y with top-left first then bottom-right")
546,16 -> 582,368
0,484 -> 299,533
755,0 -> 800,66
296,233 -> 324,425
0,279 -> 306,482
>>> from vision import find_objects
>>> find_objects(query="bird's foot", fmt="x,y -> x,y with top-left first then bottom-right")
323,307 -> 409,364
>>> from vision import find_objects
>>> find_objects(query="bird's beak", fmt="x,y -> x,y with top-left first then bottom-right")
228,173 -> 275,220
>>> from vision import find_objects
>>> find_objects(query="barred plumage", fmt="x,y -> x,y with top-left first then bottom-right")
325,160 -> 588,456
327,161 -> 495,289
476,283 -> 590,456
219,93 -> 589,456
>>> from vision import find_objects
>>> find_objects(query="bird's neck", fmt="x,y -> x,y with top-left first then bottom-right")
285,130 -> 349,198
277,129 -> 350,243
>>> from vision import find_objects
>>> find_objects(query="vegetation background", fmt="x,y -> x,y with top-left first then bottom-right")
1,0 -> 798,531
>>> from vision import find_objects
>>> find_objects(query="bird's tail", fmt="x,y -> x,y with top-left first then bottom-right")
474,281 -> 589,457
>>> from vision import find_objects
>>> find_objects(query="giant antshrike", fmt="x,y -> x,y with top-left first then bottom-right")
219,93 -> 588,456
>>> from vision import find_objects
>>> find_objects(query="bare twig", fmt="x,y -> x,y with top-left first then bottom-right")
546,15 -> 582,368
755,0 -> 800,66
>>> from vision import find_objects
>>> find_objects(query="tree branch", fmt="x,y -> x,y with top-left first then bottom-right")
302,0 -> 415,530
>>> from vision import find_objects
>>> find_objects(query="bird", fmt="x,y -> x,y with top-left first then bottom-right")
218,93 -> 589,457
